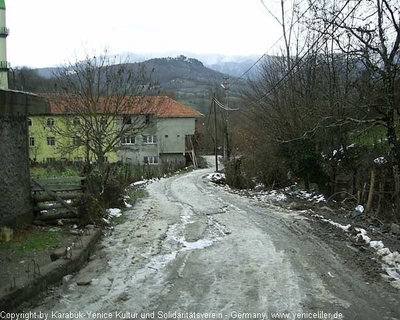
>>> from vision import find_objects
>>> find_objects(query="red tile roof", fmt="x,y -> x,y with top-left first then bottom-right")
46,95 -> 203,118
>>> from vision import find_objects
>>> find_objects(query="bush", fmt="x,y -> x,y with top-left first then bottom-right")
78,193 -> 104,225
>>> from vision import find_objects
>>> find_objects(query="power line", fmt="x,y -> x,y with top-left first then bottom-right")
243,0 -> 360,110
229,0 -> 319,89
214,97 -> 239,111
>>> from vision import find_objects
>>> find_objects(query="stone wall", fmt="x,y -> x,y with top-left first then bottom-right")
0,89 -> 50,227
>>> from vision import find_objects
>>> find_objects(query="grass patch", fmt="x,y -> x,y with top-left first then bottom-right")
126,188 -> 148,207
30,166 -> 80,179
111,214 -> 128,225
0,228 -> 62,255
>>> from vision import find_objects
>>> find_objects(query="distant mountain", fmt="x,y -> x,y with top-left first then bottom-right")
36,52 -> 263,80
32,55 -> 244,114
35,55 -> 243,94
137,55 -> 229,92
117,51 -> 264,78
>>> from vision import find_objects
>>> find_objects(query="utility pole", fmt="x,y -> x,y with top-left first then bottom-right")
221,77 -> 230,161
213,92 -> 218,172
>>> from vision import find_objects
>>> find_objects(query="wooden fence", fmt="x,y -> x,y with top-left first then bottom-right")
31,177 -> 86,225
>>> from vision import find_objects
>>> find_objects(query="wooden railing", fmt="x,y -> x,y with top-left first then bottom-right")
31,177 -> 86,225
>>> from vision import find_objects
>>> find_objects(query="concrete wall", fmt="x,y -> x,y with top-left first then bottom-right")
116,117 -> 196,167
0,89 -> 50,227
158,118 -> 195,154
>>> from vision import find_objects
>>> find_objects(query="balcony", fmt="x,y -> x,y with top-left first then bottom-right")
0,60 -> 10,70
0,27 -> 9,36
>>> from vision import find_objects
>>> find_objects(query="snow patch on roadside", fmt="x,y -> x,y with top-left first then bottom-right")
206,172 -> 226,184
321,218 -> 351,231
107,208 -> 122,218
206,177 -> 329,206
313,214 -> 400,289
293,190 -> 326,203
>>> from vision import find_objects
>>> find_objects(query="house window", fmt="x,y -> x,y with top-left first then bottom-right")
28,118 -> 32,126
73,137 -> 82,146
165,135 -> 169,138
144,156 -> 159,165
73,117 -> 81,125
46,158 -> 56,163
47,137 -> 56,146
145,114 -> 153,125
122,115 -> 132,124
29,137 -> 35,147
143,135 -> 157,144
121,136 -> 136,145
47,118 -> 55,126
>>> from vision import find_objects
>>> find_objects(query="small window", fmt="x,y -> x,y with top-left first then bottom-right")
165,135 -> 169,138
145,114 -> 153,125
29,137 -> 35,146
143,135 -> 157,144
121,136 -> 136,145
47,137 -> 56,146
144,156 -> 159,165
73,137 -> 82,146
73,117 -> 81,125
47,118 -> 55,126
46,158 -> 56,163
177,135 -> 180,138
28,118 -> 32,126
122,115 -> 132,124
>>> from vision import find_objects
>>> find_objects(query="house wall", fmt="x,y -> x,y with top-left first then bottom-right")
28,115 -> 118,163
0,89 -> 50,227
27,114 -> 197,168
117,120 -> 159,165
157,118 -> 195,154
117,117 -> 196,167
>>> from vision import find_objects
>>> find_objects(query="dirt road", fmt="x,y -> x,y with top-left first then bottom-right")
20,161 -> 400,319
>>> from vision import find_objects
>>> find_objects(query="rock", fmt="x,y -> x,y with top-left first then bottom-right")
350,211 -> 362,219
50,248 -> 66,261
77,280 -> 92,286
390,223 -> 400,235
0,226 -> 13,242
62,274 -> 73,285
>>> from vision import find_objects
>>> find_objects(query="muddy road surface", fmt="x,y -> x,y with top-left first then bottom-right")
20,162 -> 400,319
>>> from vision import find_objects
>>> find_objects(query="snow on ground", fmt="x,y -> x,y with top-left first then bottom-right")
313,214 -> 400,289
107,208 -> 122,218
132,180 -> 148,187
291,189 -> 326,203
206,172 -> 226,184
206,177 -> 329,205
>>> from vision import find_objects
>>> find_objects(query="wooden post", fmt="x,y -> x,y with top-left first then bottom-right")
366,170 -> 376,214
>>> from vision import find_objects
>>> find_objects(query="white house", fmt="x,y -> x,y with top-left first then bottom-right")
117,96 -> 202,169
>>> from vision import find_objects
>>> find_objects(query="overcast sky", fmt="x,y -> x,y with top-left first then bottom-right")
5,0 -> 283,68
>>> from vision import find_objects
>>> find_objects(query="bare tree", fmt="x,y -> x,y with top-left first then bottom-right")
44,49 -> 161,191
309,0 -> 400,215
